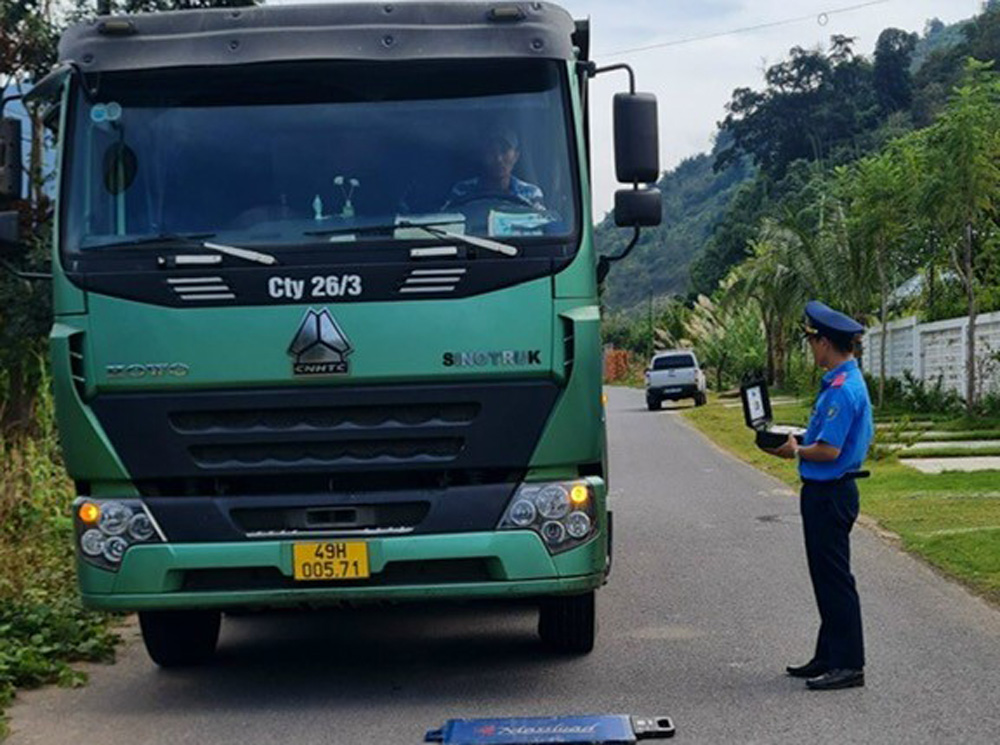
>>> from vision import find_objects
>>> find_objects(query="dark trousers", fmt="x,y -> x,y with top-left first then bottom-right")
800,478 -> 865,670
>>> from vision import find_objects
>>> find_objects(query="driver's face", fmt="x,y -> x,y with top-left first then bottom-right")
483,140 -> 519,181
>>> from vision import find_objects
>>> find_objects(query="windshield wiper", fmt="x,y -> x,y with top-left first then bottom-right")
84,233 -> 278,266
397,221 -> 518,257
86,232 -> 217,249
304,221 -> 518,257
201,241 -> 278,266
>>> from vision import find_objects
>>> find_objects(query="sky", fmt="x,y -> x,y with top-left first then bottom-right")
565,0 -> 980,216
267,0 -> 981,216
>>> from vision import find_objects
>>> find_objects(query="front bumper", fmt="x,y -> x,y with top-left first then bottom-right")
78,530 -> 605,611
646,384 -> 699,400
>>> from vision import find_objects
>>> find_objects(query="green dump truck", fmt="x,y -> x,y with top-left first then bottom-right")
0,1 -> 661,666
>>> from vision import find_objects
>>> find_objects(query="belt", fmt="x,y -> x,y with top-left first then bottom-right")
801,470 -> 870,486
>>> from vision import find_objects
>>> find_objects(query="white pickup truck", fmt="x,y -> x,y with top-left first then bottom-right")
644,350 -> 707,410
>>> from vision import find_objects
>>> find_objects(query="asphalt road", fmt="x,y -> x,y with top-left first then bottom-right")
9,387 -> 1000,744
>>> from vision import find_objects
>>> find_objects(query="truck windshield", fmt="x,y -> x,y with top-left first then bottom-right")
62,59 -> 578,255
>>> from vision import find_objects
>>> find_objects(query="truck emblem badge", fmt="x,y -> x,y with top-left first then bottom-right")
288,308 -> 353,376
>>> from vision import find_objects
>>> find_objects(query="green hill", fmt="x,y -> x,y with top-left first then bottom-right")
596,7 -> 979,313
596,147 -> 753,311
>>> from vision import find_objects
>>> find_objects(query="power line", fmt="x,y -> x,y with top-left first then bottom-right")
597,0 -> 893,58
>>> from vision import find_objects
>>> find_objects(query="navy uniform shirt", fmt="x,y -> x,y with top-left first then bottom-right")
800,358 -> 874,481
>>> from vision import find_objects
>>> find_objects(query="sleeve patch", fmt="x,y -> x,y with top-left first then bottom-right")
831,373 -> 847,388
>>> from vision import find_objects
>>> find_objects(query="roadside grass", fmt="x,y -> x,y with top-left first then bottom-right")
873,411 -> 1000,430
683,395 -> 1000,605
885,430 -> 1000,442
0,386 -> 117,740
898,445 -> 1000,458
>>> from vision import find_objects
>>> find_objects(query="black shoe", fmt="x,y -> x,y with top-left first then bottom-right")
786,660 -> 829,679
806,668 -> 864,690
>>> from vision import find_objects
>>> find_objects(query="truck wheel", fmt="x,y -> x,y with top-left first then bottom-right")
646,397 -> 661,411
538,591 -> 596,654
139,610 -> 221,668
695,392 -> 707,407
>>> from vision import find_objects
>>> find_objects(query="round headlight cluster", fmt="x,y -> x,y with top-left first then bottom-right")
76,500 -> 159,566
537,485 -> 571,520
509,499 -> 537,527
128,513 -> 156,541
99,502 -> 132,535
566,511 -> 592,539
500,482 -> 597,551
80,529 -> 106,557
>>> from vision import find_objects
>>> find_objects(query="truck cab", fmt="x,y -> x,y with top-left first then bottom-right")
2,1 -> 661,666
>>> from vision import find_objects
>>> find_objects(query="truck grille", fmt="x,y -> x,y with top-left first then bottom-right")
190,437 -> 464,468
91,382 -> 559,482
171,402 -> 480,433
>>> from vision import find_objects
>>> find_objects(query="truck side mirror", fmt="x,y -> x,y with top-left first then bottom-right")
0,117 -> 23,200
613,92 -> 659,184
615,187 -> 661,228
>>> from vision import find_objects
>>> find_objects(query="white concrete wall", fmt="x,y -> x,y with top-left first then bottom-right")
866,311 -> 1000,399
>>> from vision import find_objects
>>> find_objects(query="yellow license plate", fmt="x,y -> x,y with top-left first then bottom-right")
292,542 -> 370,581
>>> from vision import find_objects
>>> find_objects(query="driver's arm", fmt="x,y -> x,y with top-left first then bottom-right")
515,180 -> 545,210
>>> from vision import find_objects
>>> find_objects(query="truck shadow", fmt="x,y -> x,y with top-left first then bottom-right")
113,602 -> 590,715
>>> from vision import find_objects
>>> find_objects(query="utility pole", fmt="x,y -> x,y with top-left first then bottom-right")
647,290 -> 653,359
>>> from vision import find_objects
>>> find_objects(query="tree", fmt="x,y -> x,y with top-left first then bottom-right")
723,220 -> 806,388
919,59 -> 1000,409
874,28 -> 918,115
840,147 -> 913,406
1,0 -> 61,431
716,37 -> 879,180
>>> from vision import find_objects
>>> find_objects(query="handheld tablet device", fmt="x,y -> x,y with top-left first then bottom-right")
740,380 -> 805,450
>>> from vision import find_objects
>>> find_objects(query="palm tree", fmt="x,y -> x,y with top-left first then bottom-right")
724,220 -> 806,387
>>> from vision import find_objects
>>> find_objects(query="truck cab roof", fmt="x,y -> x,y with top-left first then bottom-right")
60,2 -> 580,73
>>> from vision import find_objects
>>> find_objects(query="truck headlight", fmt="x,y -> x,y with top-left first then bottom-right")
498,481 -> 598,553
508,499 -> 537,527
98,501 -> 132,536
74,498 -> 164,571
565,511 -> 592,539
537,484 -> 570,520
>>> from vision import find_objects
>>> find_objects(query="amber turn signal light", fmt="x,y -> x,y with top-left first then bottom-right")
78,501 -> 101,525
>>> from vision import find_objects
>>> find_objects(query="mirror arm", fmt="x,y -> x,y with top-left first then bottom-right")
590,63 -> 636,95
597,226 -> 640,284
0,256 -> 52,281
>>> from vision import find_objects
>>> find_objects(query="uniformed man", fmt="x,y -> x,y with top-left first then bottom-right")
767,300 -> 874,691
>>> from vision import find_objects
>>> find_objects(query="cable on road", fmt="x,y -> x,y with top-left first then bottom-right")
596,0 -> 892,58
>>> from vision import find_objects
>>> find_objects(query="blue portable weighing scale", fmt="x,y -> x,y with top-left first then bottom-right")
426,714 -> 675,744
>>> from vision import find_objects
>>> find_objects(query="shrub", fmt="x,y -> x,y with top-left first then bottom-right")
900,371 -> 964,415
1,376 -> 117,731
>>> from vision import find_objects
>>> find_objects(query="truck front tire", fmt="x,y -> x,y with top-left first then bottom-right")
538,591 -> 596,654
139,610 -> 221,668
